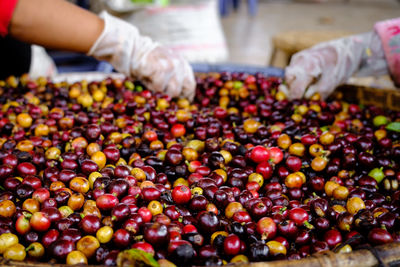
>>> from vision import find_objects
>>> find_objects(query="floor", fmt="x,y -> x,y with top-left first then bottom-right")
221,0 -> 400,66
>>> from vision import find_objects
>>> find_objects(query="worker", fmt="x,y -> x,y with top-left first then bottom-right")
285,18 -> 400,100
0,0 -> 196,100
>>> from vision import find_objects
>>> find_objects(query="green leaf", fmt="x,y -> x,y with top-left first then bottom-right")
117,249 -> 159,267
386,122 -> 400,133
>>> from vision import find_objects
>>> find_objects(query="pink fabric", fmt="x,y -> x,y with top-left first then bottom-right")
375,18 -> 400,86
0,0 -> 19,36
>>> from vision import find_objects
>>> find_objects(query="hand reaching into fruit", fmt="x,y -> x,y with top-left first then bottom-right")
285,17 -> 400,100
2,0 -> 195,100
88,12 -> 196,101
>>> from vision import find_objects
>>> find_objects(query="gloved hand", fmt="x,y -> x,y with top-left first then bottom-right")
29,45 -> 57,79
88,12 -> 196,101
285,31 -> 389,100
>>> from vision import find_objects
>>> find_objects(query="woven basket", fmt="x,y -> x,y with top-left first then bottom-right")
1,242 -> 400,267
0,75 -> 398,267
334,84 -> 400,111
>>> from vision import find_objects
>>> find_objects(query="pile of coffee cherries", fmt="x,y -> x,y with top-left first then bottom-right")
0,72 -> 398,266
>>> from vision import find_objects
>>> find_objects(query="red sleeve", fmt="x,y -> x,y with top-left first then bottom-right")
0,0 -> 19,36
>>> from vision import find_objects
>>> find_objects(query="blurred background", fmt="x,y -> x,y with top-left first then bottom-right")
53,0 -> 400,79
221,0 -> 400,67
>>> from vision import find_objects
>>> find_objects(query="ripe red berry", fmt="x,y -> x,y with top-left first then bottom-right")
132,242 -> 155,256
30,212 -> 51,232
96,194 -> 119,210
268,147 -> 283,164
286,156 -> 302,172
182,224 -> 198,234
250,146 -> 270,163
256,162 -> 273,180
257,217 -> 277,240
324,229 -> 342,248
224,234 -> 241,255
288,208 -> 309,226
172,185 -> 191,205
138,207 -> 152,223
171,124 -> 186,138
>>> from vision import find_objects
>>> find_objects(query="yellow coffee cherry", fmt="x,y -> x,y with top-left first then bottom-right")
4,244 -> 26,261
16,113 -> 32,128
96,226 -> 114,244
0,233 -> 19,253
67,250 -> 88,265
346,197 -> 366,214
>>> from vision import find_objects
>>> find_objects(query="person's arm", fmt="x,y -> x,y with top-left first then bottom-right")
9,0 -> 104,53
6,0 -> 195,100
375,18 -> 400,86
284,17 -> 400,100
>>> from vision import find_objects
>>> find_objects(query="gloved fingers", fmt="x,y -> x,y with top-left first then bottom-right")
165,76 -> 182,99
148,46 -> 196,101
165,69 -> 196,101
304,73 -> 336,100
285,65 -> 315,100
285,34 -> 380,100
170,53 -> 196,101
164,56 -> 186,98
285,52 -> 322,100
140,48 -> 175,93
29,45 -> 58,79
141,70 -> 169,94
304,85 -> 318,99
115,38 -> 194,100
287,75 -> 314,100
138,70 -> 166,93
284,43 -> 344,100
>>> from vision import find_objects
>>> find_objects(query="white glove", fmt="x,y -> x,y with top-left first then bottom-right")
29,45 -> 57,79
285,31 -> 389,100
88,11 -> 196,101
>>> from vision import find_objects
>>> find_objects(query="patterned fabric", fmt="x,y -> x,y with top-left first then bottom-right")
375,18 -> 400,86
0,0 -> 19,36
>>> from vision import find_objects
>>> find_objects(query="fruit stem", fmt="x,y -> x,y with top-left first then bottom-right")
26,244 -> 34,251
23,211 -> 32,219
279,207 -> 287,215
261,233 -> 269,240
304,221 -> 314,230
134,235 -> 144,241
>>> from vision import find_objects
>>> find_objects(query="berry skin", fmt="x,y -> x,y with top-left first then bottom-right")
172,185 -> 192,205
